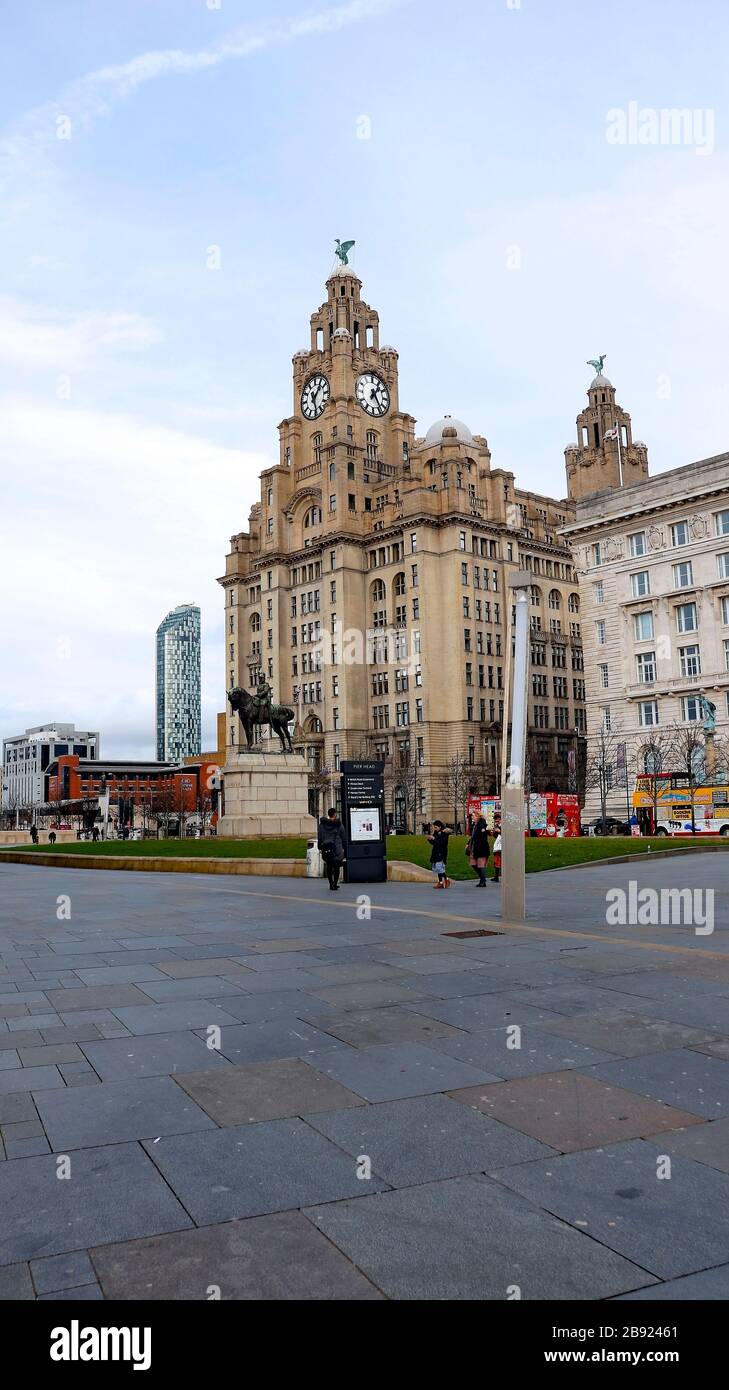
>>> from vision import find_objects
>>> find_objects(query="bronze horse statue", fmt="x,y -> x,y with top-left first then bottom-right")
228,687 -> 295,753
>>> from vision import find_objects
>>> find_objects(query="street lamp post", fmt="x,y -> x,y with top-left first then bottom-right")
501,571 -> 531,922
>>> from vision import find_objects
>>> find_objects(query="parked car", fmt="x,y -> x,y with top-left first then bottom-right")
589,816 -> 631,836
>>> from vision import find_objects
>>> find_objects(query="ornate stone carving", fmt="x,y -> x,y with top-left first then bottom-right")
689,512 -> 709,538
646,525 -> 664,551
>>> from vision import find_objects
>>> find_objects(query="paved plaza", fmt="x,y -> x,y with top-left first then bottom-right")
0,853 -> 728,1300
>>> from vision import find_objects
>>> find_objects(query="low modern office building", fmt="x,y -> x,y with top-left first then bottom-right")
2,723 -> 100,817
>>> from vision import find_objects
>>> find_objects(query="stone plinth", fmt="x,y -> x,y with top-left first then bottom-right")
218,751 -> 316,839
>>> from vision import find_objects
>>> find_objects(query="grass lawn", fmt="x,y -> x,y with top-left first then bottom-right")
6,833 -> 727,880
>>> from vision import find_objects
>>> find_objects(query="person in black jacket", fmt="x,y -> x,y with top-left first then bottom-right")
467,814 -> 491,886
427,819 -> 452,889
318,807 -> 346,890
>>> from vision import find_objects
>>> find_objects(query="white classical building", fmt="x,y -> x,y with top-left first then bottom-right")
563,449 -> 729,818
1,723 -> 100,816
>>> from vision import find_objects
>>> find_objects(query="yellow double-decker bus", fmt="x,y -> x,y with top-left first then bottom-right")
632,773 -> 729,836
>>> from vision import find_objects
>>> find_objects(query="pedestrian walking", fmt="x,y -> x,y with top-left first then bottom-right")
427,819 -> 452,889
48,830 -> 56,846
491,819 -> 502,883
317,807 -> 346,891
467,814 -> 491,886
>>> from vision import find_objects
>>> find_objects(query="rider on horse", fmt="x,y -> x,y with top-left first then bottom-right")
253,674 -> 273,731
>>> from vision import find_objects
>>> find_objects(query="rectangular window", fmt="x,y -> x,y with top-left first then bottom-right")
633,611 -> 654,641
679,644 -> 701,678
673,560 -> 693,589
596,619 -> 606,645
459,531 -> 466,551
333,707 -> 340,730
410,532 -> 418,552
329,494 -> 336,513
411,564 -> 419,587
636,651 -> 656,683
682,695 -> 701,722
594,580 -> 604,604
714,510 -> 729,537
415,698 -> 424,723
676,602 -> 698,633
592,542 -> 602,566
598,663 -> 609,688
629,531 -> 646,557
721,596 -> 729,625
638,701 -> 659,727
631,571 -> 650,598
330,581 -> 336,602
671,520 -> 689,547
718,552 -> 729,580
461,562 -> 468,585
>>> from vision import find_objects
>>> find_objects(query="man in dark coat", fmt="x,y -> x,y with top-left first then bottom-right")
317,807 -> 346,890
467,814 -> 491,886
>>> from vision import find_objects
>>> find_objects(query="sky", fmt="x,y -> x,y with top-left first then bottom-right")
1,0 -> 728,758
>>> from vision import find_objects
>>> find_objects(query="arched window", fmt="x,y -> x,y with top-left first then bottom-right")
366,431 -> 379,462
530,585 -> 542,606
250,613 -> 261,632
371,578 -> 386,603
643,747 -> 662,775
394,572 -> 406,597
303,505 -> 322,529
548,589 -> 561,610
568,593 -> 580,613
306,715 -> 323,734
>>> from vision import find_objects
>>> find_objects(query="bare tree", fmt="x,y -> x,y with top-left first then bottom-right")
582,723 -> 628,827
665,721 -> 710,834
438,752 -> 471,832
636,727 -> 674,832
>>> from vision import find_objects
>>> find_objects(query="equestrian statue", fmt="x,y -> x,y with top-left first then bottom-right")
228,676 -> 295,753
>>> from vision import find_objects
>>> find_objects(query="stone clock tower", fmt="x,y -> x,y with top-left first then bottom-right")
220,253 -> 586,831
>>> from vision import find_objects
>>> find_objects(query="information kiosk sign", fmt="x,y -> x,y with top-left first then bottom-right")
340,760 -> 386,882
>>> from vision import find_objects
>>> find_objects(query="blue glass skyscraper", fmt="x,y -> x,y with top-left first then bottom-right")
155,604 -> 201,762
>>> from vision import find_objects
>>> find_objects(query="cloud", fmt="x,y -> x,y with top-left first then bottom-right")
0,0 -> 412,191
0,298 -> 162,369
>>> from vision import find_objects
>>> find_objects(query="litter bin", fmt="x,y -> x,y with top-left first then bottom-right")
306,841 -> 324,878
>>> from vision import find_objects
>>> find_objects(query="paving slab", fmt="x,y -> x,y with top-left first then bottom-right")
615,1264 -> 729,1299
493,1140 -> 729,1280
156,958 -> 252,979
0,1066 -> 64,1095
535,1008 -> 722,1059
0,1051 -> 19,1070
643,1118 -> 729,1175
615,994 -> 729,1033
213,1019 -> 351,1066
448,1071 -> 702,1152
0,1030 -> 43,1051
405,995 -> 566,1032
583,1049 -> 729,1119
305,1041 -> 500,1102
79,1031 -> 232,1081
4,1137 -> 51,1158
0,1261 -> 34,1299
133,977 -> 248,1002
34,1075 -> 215,1150
109,1001 -> 241,1035
305,980 -> 430,1011
425,1026 -> 615,1079
202,989 -> 331,1025
142,1119 -> 390,1223
227,968 -> 328,993
306,1176 -> 657,1300
46,985 -> 152,1013
0,1093 -> 38,1124
38,1283 -> 103,1300
0,1143 -> 191,1265
305,1094 -> 553,1185
176,1058 -> 365,1125
30,1249 -> 96,1294
18,1044 -> 84,1068
74,966 -> 168,985
91,1211 -> 382,1300
304,1007 -> 464,1048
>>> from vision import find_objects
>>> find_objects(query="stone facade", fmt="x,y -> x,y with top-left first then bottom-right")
563,431 -> 729,819
219,266 -> 585,827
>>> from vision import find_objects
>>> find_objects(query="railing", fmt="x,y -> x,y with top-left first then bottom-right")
295,463 -> 322,482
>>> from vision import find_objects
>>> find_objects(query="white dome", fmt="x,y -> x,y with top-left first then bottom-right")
380,344 -> 398,354
589,373 -> 613,389
333,327 -> 350,338
293,349 -> 309,359
425,415 -> 474,445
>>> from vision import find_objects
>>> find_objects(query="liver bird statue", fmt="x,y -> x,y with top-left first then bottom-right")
587,354 -> 607,375
335,238 -> 355,266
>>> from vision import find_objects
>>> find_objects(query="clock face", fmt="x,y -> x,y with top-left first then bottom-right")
356,372 -> 390,418
301,374 -> 330,421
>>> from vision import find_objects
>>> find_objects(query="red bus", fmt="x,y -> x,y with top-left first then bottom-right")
466,792 -> 581,837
